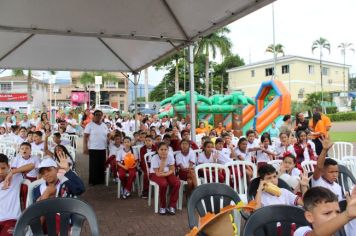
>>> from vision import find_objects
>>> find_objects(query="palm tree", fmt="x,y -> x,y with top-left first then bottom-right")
155,50 -> 185,93
12,69 -> 24,77
265,44 -> 285,57
195,27 -> 232,96
312,37 -> 330,110
338,42 -> 354,91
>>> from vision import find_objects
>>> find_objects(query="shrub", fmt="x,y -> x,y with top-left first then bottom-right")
325,106 -> 338,114
328,112 -> 356,122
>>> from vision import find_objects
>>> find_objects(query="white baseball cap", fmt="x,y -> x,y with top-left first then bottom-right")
38,158 -> 58,170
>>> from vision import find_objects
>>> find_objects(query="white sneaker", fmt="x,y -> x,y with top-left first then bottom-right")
168,207 -> 176,215
159,208 -> 166,215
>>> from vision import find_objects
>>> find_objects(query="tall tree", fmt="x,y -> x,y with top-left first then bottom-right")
155,50 -> 185,93
195,27 -> 232,96
265,44 -> 285,57
338,42 -> 354,91
212,54 -> 245,94
12,69 -> 24,77
312,37 -> 330,109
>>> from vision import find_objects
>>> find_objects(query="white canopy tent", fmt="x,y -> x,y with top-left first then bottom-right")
0,0 -> 274,140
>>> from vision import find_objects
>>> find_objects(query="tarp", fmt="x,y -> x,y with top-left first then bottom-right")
0,0 -> 274,72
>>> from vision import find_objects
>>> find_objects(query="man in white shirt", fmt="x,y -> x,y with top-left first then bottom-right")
65,112 -> 77,134
83,110 -> 109,185
20,114 -> 31,129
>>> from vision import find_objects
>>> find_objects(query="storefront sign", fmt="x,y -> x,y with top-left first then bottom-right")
0,93 -> 28,101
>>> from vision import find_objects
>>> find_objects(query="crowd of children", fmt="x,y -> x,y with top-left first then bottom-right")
0,112 -> 84,235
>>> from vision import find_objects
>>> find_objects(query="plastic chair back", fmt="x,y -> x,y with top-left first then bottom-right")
194,163 -> 230,186
225,161 -> 257,203
243,205 -> 308,236
267,160 -> 283,172
339,156 -> 356,175
143,151 -> 156,180
338,164 -> 356,195
332,142 -> 353,160
187,183 -> 241,229
301,160 -> 317,173
14,198 -> 99,236
25,179 -> 46,208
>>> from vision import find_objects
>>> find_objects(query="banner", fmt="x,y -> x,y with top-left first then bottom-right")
0,93 -> 28,101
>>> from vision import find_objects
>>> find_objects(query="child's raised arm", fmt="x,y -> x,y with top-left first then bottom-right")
313,138 -> 333,180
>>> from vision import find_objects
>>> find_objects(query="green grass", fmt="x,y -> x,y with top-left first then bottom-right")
330,132 -> 356,142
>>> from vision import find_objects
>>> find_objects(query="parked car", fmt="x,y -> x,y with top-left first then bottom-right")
96,105 -> 119,114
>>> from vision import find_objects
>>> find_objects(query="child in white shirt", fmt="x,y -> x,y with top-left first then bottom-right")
294,187 -> 356,236
246,130 -> 260,162
11,142 -> 39,182
256,136 -> 276,168
255,164 -> 308,209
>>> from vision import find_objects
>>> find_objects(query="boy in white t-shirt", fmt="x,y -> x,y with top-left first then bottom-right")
294,186 -> 356,236
11,142 -> 39,182
0,154 -> 23,236
255,164 -> 308,209
246,130 -> 260,162
311,138 -> 342,200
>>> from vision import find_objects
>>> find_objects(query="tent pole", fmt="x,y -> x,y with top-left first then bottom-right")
188,44 -> 196,142
133,72 -> 139,131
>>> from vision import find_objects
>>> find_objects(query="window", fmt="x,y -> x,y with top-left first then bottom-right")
308,65 -> 314,75
251,70 -> 255,77
265,68 -> 274,76
322,67 -> 329,76
105,81 -> 117,88
282,65 -> 290,74
118,82 -> 125,88
0,83 -> 11,91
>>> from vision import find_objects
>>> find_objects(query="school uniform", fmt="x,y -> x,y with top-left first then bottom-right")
293,226 -> 312,236
294,142 -> 315,165
215,148 -> 233,165
11,155 -> 40,180
256,145 -> 275,168
235,148 -> 252,162
14,135 -> 26,145
33,170 -> 85,201
0,173 -> 23,236
311,177 -> 342,201
84,121 -> 108,185
274,143 -> 296,159
31,142 -> 45,152
261,188 -> 300,207
149,154 -> 180,208
175,150 -> 196,181
307,140 -> 317,157
247,139 -> 260,159
197,152 -> 225,183
116,148 -> 137,192
140,145 -> 157,195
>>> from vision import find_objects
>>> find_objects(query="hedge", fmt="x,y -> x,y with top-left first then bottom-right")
328,112 -> 356,122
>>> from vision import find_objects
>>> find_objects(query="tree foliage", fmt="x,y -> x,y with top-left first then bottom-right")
304,92 -> 332,108
266,44 -> 285,56
149,54 -> 244,101
79,71 -> 118,88
12,69 -> 24,76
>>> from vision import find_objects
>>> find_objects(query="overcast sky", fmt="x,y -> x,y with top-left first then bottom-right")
1,0 -> 355,87
146,0 -> 356,86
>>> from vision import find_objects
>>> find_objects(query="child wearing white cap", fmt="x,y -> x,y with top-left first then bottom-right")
33,154 -> 85,202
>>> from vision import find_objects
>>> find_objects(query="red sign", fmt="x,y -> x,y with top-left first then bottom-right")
0,93 -> 28,101
71,92 -> 88,103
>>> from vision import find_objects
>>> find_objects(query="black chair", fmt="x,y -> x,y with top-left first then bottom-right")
338,164 -> 356,196
187,183 -> 241,230
14,198 -> 99,236
243,204 -> 309,236
247,177 -> 293,201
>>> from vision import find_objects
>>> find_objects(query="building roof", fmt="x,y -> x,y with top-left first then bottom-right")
226,55 -> 351,73
0,75 -> 48,85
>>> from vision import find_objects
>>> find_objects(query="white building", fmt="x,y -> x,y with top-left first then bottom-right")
0,75 -> 48,111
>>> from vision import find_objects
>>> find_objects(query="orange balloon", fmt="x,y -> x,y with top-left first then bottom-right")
124,153 -> 136,169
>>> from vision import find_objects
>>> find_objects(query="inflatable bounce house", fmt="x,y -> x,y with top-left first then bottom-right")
159,80 -> 291,135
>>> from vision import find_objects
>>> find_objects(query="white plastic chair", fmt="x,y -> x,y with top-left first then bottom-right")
25,179 -> 46,207
225,161 -> 257,203
331,142 -> 354,161
194,163 -> 230,186
65,145 -> 76,162
144,151 -> 160,213
340,156 -> 356,177
173,150 -> 187,210
268,160 -> 283,172
195,133 -> 205,147
3,146 -> 16,160
301,160 -> 317,173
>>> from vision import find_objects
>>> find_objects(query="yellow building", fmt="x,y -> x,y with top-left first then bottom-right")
227,55 -> 350,101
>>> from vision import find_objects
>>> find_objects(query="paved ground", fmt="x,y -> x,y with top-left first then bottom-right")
75,141 -> 189,236
331,121 -> 356,132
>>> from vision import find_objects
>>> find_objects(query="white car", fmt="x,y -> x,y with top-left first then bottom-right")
96,105 -> 119,114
